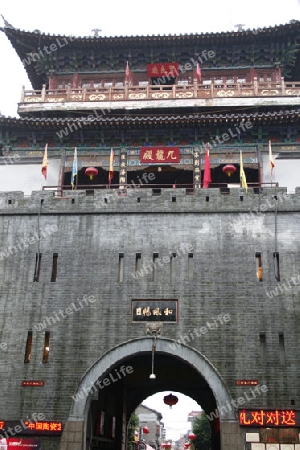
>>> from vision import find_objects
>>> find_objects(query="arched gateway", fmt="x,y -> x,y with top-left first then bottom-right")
59,338 -> 244,450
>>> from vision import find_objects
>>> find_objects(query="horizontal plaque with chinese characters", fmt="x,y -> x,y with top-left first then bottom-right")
131,300 -> 177,322
147,63 -> 179,77
239,409 -> 300,427
140,147 -> 180,164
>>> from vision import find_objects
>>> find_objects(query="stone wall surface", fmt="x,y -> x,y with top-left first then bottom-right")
0,187 -> 299,448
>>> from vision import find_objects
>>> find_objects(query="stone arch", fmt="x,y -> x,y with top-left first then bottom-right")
61,338 -> 243,450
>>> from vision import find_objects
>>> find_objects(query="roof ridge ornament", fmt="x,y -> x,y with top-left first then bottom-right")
234,24 -> 245,32
91,28 -> 102,37
0,14 -> 14,29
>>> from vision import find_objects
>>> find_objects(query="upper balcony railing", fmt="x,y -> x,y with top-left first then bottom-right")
20,78 -> 300,105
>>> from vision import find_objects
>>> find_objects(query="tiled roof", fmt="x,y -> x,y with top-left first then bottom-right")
1,20 -> 299,42
0,110 -> 299,129
1,20 -> 300,88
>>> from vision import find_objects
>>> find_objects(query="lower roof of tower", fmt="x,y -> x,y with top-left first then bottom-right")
0,108 -> 298,130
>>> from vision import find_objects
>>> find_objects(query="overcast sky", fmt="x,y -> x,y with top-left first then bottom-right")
0,0 -> 300,117
143,391 -> 201,442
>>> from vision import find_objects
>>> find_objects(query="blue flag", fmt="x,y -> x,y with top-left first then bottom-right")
71,147 -> 77,189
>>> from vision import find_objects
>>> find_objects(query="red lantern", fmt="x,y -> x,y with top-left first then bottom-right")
163,393 -> 178,408
188,433 -> 196,441
85,167 -> 98,180
184,443 -> 190,448
142,426 -> 150,434
222,164 -> 236,177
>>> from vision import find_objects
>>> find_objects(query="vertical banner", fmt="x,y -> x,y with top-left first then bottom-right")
193,150 -> 201,188
96,411 -> 105,435
119,150 -> 127,193
111,417 -> 116,438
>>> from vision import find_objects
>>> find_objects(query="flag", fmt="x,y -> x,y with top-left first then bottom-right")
125,61 -> 130,82
203,145 -> 211,188
41,143 -> 48,179
196,62 -> 202,82
269,139 -> 275,175
108,148 -> 114,184
240,150 -> 248,192
71,147 -> 77,189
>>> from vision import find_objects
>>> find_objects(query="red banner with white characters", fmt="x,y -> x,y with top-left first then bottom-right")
140,147 -> 180,163
147,63 -> 179,77
0,438 -> 41,449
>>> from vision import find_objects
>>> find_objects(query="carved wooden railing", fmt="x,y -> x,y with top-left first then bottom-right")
20,79 -> 300,104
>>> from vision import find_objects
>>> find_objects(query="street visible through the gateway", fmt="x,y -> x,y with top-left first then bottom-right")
143,392 -> 201,443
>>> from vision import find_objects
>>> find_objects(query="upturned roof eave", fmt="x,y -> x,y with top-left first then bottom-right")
0,109 -> 299,130
2,20 -> 300,89
2,20 -> 300,43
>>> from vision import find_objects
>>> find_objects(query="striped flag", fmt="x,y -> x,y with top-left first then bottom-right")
196,62 -> 202,82
125,61 -> 130,82
108,148 -> 114,184
41,143 -> 48,179
240,151 -> 248,192
71,147 -> 77,189
203,145 -> 212,188
269,139 -> 275,175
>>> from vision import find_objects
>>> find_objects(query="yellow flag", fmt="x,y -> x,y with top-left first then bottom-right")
240,151 -> 248,192
41,143 -> 48,179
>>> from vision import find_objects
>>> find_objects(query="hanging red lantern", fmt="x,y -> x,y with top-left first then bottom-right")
184,443 -> 190,448
188,433 -> 196,441
85,167 -> 98,180
222,164 -> 236,177
163,393 -> 178,408
142,426 -> 150,434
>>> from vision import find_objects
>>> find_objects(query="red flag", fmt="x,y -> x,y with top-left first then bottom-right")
269,139 -> 275,175
196,62 -> 202,82
203,146 -> 211,188
108,148 -> 114,184
125,61 -> 130,82
41,143 -> 48,180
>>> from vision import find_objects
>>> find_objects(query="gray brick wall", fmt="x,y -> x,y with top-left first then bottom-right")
0,187 -> 299,445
